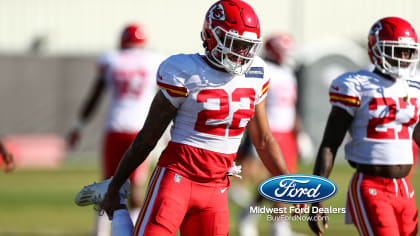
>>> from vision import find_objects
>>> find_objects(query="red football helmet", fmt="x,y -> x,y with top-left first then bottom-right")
368,17 -> 420,78
201,0 -> 262,74
264,33 -> 295,65
120,23 -> 147,49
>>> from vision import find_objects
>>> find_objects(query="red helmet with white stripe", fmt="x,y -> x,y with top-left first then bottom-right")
201,0 -> 262,75
368,17 -> 420,78
120,23 -> 147,49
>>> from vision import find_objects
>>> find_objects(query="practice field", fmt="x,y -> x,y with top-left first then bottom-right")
0,160 -> 419,236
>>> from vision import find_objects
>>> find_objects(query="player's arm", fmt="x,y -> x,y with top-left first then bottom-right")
0,140 -> 14,172
103,90 -> 177,219
308,105 -> 353,236
77,75 -> 106,124
413,121 -> 420,147
67,70 -> 106,149
247,98 -> 289,176
312,106 -> 352,177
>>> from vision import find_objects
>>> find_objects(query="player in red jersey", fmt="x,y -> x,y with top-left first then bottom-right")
67,23 -> 163,236
309,17 -> 420,236
0,139 -> 14,172
98,0 -> 298,235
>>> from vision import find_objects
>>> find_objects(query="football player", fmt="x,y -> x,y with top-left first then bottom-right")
100,0 -> 294,235
67,23 -> 164,236
309,16 -> 420,236
237,32 -> 313,236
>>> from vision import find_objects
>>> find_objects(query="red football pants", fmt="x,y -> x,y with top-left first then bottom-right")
133,166 -> 230,236
272,131 -> 298,173
102,131 -> 148,184
347,172 -> 418,236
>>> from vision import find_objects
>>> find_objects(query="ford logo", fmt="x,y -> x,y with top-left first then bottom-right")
258,174 -> 337,203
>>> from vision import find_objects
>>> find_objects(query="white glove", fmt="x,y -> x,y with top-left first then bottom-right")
226,161 -> 242,179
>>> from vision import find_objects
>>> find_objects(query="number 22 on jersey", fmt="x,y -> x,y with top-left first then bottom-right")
194,88 -> 255,137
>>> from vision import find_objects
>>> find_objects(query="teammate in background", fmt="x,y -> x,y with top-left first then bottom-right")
237,33 -> 313,236
309,17 -> 420,236
67,23 -> 163,236
75,0 -> 305,235
0,140 -> 14,172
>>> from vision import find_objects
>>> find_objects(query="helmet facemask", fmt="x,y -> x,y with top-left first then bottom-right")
372,38 -> 420,78
208,25 -> 262,75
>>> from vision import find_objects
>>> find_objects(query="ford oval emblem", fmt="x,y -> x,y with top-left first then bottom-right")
258,174 -> 337,203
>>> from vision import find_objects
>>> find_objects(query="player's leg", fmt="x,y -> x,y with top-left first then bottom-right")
234,132 -> 265,236
103,132 -> 150,222
94,132 -> 122,236
272,131 -> 298,174
396,178 -> 418,236
180,179 -> 230,236
270,131 -> 299,236
347,172 -> 399,236
112,208 -> 134,236
74,176 -> 132,236
132,167 -> 189,236
109,192 -> 134,236
181,210 -> 229,236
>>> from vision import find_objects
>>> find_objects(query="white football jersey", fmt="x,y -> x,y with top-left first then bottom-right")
265,61 -> 297,132
98,49 -> 164,132
329,70 -> 420,165
157,53 -> 270,154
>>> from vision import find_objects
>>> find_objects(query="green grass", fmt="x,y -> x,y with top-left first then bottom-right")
0,167 -> 100,236
0,162 -> 418,235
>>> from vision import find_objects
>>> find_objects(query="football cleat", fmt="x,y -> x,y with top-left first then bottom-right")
75,177 -> 130,208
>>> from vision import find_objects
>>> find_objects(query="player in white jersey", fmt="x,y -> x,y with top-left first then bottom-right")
309,17 -> 420,236
237,33 -> 312,236
95,1 -> 301,235
67,23 -> 163,236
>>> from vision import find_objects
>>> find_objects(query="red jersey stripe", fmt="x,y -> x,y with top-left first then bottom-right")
330,92 -> 360,107
157,80 -> 188,97
261,79 -> 270,97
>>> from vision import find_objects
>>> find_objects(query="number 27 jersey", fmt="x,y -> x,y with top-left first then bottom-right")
329,70 -> 420,165
157,53 -> 270,155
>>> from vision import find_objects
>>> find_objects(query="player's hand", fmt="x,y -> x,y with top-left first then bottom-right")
2,151 -> 15,172
308,202 -> 328,236
67,129 -> 80,150
103,188 -> 122,220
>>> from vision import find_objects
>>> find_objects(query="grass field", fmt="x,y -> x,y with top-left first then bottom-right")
0,160 -> 419,236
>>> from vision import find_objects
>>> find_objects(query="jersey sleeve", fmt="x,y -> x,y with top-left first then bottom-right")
250,57 -> 270,105
258,78 -> 270,104
329,73 -> 361,116
156,55 -> 189,108
96,52 -> 113,80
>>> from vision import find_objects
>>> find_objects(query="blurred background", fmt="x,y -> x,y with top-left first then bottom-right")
3,0 -> 420,156
0,0 -> 420,235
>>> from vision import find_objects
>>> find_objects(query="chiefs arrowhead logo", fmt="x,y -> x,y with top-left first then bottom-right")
209,3 -> 225,21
